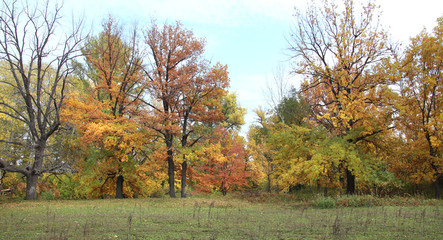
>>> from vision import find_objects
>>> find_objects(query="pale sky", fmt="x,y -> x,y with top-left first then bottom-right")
60,0 -> 443,136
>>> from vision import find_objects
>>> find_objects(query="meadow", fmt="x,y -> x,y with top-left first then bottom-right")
1,195 -> 442,239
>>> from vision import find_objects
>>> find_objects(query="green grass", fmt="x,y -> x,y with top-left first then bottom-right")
1,197 -> 442,239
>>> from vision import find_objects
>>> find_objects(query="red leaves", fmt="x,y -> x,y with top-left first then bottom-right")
193,127 -> 250,195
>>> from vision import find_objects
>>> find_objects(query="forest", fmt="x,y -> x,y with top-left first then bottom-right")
0,0 -> 441,203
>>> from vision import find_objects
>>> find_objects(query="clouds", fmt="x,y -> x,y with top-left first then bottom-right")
379,0 -> 443,43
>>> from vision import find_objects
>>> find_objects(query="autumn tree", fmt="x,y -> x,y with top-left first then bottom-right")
220,93 -> 246,131
247,108 -> 276,192
288,0 -> 394,194
144,22 -> 229,198
63,17 -> 146,198
191,92 -> 249,195
395,17 -> 442,198
193,127 -> 250,195
0,0 -> 84,200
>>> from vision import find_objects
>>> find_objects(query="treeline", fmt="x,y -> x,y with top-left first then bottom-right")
249,0 -> 442,199
0,0 -> 441,200
0,0 -> 250,200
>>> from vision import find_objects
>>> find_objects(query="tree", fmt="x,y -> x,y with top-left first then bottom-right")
194,128 -> 250,196
396,17 -> 442,198
63,17 -> 146,198
0,0 -> 84,200
143,22 -> 229,198
247,108 -> 276,192
221,93 -> 246,131
192,93 -> 249,196
288,0 -> 394,194
268,123 -> 376,196
275,88 -> 311,126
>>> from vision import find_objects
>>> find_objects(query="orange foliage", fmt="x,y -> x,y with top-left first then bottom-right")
193,127 -> 250,195
392,18 -> 443,197
143,21 -> 229,197
62,17 -> 148,198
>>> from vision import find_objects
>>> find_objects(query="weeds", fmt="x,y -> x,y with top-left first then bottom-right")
0,197 -> 442,239
313,196 -> 335,208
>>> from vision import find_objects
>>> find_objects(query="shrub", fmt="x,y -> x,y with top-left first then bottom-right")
336,195 -> 379,207
313,196 -> 335,208
40,190 -> 56,200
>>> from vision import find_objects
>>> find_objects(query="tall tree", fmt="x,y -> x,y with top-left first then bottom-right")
144,22 -> 229,198
396,17 -> 442,198
63,17 -> 146,198
247,108 -> 276,193
0,0 -> 84,200
288,0 -> 394,194
192,93 -> 248,195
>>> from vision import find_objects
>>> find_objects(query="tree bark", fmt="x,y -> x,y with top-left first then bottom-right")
25,141 -> 46,200
167,148 -> 176,198
434,176 -> 441,199
25,173 -> 38,200
266,173 -> 271,193
221,181 -> 227,196
346,169 -> 355,195
181,161 -> 187,198
116,175 -> 124,199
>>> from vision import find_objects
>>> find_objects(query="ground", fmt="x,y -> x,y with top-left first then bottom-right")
0,196 -> 442,239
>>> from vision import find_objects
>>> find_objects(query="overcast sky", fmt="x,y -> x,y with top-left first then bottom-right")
61,0 -> 443,136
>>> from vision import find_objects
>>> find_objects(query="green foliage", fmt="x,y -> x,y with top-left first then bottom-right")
43,174 -> 88,200
39,190 -> 56,200
221,93 -> 247,131
313,196 -> 336,208
275,88 -> 310,126
1,198 -> 441,239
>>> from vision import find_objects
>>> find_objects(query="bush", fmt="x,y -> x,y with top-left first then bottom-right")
40,190 -> 56,200
336,195 -> 379,207
313,196 -> 335,208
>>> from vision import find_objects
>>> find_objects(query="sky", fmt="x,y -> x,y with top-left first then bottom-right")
60,0 -> 443,137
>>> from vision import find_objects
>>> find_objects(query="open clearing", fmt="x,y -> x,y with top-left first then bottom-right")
1,197 -> 442,239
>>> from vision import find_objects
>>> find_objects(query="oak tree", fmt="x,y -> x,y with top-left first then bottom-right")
396,18 -> 442,198
0,0 -> 84,200
63,17 -> 146,198
143,22 -> 229,197
288,0 -> 394,194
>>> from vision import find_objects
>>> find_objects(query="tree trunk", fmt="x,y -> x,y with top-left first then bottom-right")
116,175 -> 124,199
167,148 -> 176,198
25,173 -> 38,200
181,161 -> 187,198
426,133 -> 441,199
266,173 -> 271,193
434,176 -> 441,199
25,141 -> 46,200
346,169 -> 355,195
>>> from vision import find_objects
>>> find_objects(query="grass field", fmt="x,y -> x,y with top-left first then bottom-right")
1,196 -> 442,239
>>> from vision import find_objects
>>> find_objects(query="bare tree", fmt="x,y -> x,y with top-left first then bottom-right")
0,0 -> 84,200
265,64 -> 290,111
